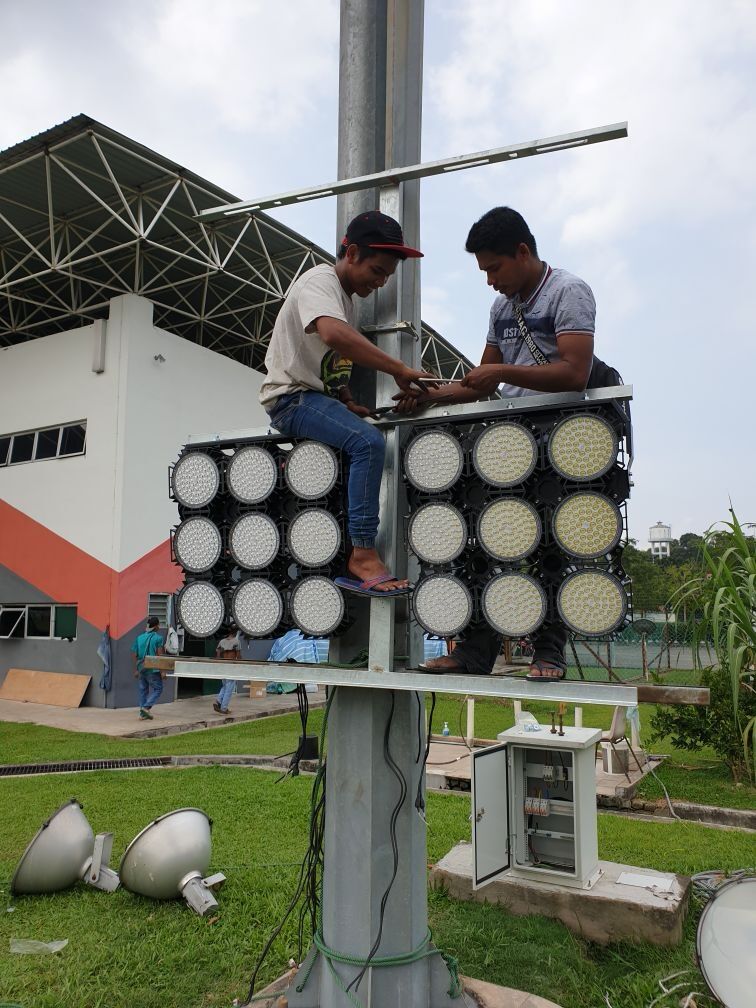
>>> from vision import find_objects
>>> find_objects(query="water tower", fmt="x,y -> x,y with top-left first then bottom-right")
649,520 -> 672,559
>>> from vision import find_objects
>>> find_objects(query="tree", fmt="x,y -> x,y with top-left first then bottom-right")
622,543 -> 669,615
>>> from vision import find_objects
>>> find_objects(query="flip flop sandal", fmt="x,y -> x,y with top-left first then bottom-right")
334,572 -> 413,597
417,658 -> 465,673
525,660 -> 566,682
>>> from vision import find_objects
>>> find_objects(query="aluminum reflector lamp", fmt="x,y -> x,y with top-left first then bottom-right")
171,452 -> 220,508
557,570 -> 627,636
472,422 -> 538,487
477,498 -> 541,562
547,413 -> 618,481
173,516 -> 222,573
285,441 -> 338,499
229,513 -> 280,569
413,575 -> 472,637
177,581 -> 225,638
481,573 -> 547,636
552,492 -> 623,559
696,875 -> 756,1008
290,576 -> 344,636
231,579 -> 283,637
404,429 -> 463,493
408,502 -> 466,564
11,799 -> 119,896
227,445 -> 277,504
288,509 -> 341,567
119,808 -> 225,916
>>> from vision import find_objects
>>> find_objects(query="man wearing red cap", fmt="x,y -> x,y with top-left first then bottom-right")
260,210 -> 436,596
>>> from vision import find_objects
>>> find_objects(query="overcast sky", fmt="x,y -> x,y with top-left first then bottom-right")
3,0 -> 755,544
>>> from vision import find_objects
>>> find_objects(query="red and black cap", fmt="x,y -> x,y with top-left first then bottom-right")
341,210 -> 423,259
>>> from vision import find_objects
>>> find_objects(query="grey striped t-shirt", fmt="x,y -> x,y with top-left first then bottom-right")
486,263 -> 596,398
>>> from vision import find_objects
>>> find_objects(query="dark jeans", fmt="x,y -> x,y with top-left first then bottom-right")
449,616 -> 567,675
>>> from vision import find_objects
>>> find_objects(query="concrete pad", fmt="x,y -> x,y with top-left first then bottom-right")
430,842 -> 690,946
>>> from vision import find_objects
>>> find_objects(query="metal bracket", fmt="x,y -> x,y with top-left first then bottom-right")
361,321 -> 419,340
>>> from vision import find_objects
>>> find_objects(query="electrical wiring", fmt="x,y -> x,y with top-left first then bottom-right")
414,691 -> 436,818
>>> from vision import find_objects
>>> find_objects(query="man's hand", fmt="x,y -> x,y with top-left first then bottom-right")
394,365 -> 440,394
345,400 -> 374,419
391,389 -> 430,414
460,364 -> 503,395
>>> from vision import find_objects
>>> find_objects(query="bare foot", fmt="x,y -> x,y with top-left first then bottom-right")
421,655 -> 464,671
526,661 -> 565,680
348,546 -> 409,592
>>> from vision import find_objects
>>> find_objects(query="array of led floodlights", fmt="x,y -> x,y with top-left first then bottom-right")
403,402 -> 631,641
170,437 -> 350,640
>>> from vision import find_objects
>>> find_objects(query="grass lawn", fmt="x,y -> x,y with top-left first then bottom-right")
1,766 -> 753,1008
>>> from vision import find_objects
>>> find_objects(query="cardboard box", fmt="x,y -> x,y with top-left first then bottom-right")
246,680 -> 268,699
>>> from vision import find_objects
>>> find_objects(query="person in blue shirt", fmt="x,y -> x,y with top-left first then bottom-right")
131,616 -> 165,719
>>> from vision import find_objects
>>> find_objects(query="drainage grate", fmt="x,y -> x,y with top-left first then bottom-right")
0,757 -> 172,777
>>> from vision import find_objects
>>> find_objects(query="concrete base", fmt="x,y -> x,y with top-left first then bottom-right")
430,843 -> 690,946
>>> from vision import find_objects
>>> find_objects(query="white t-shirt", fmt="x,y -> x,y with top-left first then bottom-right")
259,263 -> 355,408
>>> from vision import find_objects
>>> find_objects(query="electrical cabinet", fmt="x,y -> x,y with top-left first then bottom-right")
472,724 -> 602,891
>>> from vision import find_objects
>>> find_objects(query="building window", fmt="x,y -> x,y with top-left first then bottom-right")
0,422 -> 87,467
0,604 -> 78,640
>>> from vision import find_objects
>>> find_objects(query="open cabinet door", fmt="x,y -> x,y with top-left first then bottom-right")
471,742 -> 510,889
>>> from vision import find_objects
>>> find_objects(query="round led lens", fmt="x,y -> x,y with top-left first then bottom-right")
173,517 -> 222,573
552,492 -> 623,559
231,578 -> 283,637
285,442 -> 338,499
288,509 -> 341,567
408,502 -> 467,565
477,498 -> 541,562
557,570 -> 627,636
227,446 -> 277,504
481,573 -> 547,637
290,576 -> 344,636
472,422 -> 538,488
548,413 -> 618,481
404,430 -> 463,493
412,575 -> 472,637
171,452 -> 219,509
177,581 -> 225,638
229,513 -> 280,569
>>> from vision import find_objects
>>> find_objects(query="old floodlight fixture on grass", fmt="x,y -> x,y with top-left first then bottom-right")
404,428 -> 464,493
552,492 -> 623,559
547,413 -> 618,481
171,451 -> 220,508
477,498 -> 542,562
176,581 -> 225,638
290,576 -> 345,636
696,875 -> 756,1008
557,570 -> 628,636
413,574 -> 473,637
226,445 -> 278,504
173,516 -> 222,573
408,502 -> 467,565
229,512 -> 281,569
287,509 -> 342,567
472,421 -> 538,487
119,808 -> 225,916
11,799 -> 119,897
481,572 -> 547,637
285,441 -> 338,499
231,578 -> 284,637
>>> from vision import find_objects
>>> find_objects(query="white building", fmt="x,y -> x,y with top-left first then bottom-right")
648,521 -> 672,559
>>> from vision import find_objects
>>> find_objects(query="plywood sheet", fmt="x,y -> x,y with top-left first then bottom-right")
0,668 -> 91,708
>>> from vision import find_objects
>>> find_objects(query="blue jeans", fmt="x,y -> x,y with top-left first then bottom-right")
268,390 -> 385,549
217,679 -> 235,710
138,671 -> 163,709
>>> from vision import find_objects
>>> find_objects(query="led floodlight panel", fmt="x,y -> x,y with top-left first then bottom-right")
472,422 -> 538,487
285,441 -> 338,499
481,573 -> 547,636
288,509 -> 341,567
173,517 -> 222,573
408,502 -> 467,564
413,575 -> 472,636
229,513 -> 280,569
548,413 -> 618,481
552,492 -> 623,559
231,579 -> 283,637
557,570 -> 627,636
226,445 -> 277,504
177,582 -> 225,637
404,429 -> 463,493
290,576 -> 344,636
171,452 -> 220,508
477,498 -> 541,562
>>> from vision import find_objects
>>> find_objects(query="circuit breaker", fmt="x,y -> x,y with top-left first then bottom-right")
471,724 -> 602,891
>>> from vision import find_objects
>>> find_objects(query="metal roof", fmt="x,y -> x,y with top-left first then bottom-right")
0,115 -> 471,377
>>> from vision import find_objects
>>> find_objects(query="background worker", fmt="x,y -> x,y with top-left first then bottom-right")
214,625 -> 241,714
131,616 -> 165,719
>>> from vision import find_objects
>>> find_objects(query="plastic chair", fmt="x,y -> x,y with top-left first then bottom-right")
598,706 -> 645,781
